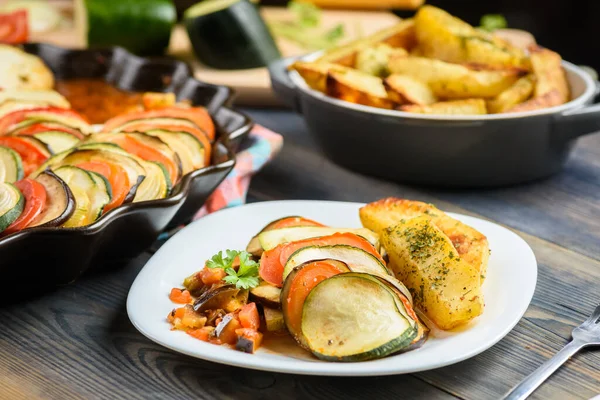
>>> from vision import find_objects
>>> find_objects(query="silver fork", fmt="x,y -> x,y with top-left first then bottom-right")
503,303 -> 600,400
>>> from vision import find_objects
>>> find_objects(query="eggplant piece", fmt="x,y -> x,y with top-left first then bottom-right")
263,307 -> 285,332
246,215 -> 303,257
215,313 -> 242,345
193,284 -> 248,313
236,329 -> 263,354
30,169 -> 75,228
249,281 -> 281,309
123,175 -> 145,204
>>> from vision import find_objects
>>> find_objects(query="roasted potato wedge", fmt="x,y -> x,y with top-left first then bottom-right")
360,198 -> 490,278
355,44 -> 408,77
506,90 -> 564,113
414,5 -> 530,70
400,99 -> 487,115
530,46 -> 569,103
0,45 -> 54,90
381,216 -> 484,330
487,75 -> 535,113
384,74 -> 437,105
289,61 -> 351,92
388,55 -> 524,98
316,19 -> 416,66
326,69 -> 395,109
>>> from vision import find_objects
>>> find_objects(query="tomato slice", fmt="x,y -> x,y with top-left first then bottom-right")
259,232 -> 384,287
3,179 -> 46,235
118,122 -> 212,166
14,122 -> 85,139
270,217 -> 325,230
285,261 -> 346,338
0,107 -> 88,134
0,10 -> 28,45
0,137 -> 48,176
75,161 -> 130,212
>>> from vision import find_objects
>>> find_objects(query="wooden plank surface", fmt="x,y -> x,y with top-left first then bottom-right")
1,108 -> 600,399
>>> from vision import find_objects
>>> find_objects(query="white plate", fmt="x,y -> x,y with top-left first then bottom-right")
127,200 -> 537,376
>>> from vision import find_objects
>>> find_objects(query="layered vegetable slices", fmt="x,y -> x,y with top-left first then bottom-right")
0,94 -> 215,234
166,216 -> 428,360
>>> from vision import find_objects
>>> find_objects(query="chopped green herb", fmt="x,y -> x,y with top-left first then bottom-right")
207,250 -> 260,290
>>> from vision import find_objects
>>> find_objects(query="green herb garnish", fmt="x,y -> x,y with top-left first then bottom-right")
207,250 -> 260,290
479,14 -> 508,32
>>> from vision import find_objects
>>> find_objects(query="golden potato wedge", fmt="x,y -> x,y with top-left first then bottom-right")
316,19 -> 416,66
381,216 -> 484,330
530,46 -> 570,102
289,61 -> 351,92
0,45 -> 54,90
487,75 -> 535,113
355,44 -> 408,77
388,55 -> 524,98
384,74 -> 437,105
360,198 -> 489,278
505,89 -> 564,113
414,5 -> 530,70
326,69 -> 396,109
400,99 -> 487,115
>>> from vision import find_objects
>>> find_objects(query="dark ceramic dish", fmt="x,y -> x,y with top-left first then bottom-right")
0,44 -> 253,287
270,54 -> 600,188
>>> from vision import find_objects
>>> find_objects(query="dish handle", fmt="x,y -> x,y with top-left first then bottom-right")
555,82 -> 600,141
269,57 -> 301,113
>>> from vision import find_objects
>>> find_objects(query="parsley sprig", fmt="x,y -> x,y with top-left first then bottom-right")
206,250 -> 260,290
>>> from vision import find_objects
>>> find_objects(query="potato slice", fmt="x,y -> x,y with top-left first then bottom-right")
400,99 -> 486,115
414,5 -> 530,70
506,90 -> 564,113
487,75 -> 535,113
381,216 -> 484,330
289,61 -> 351,92
316,19 -> 416,67
384,74 -> 437,105
326,69 -> 396,109
388,55 -> 524,98
0,45 -> 54,90
359,198 -> 490,278
355,44 -> 407,77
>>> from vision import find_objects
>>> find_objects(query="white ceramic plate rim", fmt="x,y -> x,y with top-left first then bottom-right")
127,200 -> 537,376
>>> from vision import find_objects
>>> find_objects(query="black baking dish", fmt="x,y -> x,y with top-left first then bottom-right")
0,44 -> 253,287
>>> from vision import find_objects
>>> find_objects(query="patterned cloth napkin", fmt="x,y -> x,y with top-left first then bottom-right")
155,124 -> 283,244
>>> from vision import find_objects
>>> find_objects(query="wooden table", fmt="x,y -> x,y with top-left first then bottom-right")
1,108 -> 599,399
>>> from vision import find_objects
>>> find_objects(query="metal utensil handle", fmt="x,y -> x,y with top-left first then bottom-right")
503,340 -> 584,400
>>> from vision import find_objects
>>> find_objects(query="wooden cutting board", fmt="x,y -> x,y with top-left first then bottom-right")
32,4 -> 400,106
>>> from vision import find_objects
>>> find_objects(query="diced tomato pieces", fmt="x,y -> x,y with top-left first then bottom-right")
0,137 -> 48,176
75,161 -> 130,212
187,327 -> 213,342
270,217 -> 325,230
0,10 -> 28,45
169,288 -> 192,304
238,303 -> 260,330
2,179 -> 46,235
285,261 -> 346,338
200,267 -> 226,285
259,232 -> 384,287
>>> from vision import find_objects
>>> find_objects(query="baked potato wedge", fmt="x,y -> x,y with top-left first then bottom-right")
400,99 -> 487,115
487,75 -> 535,113
316,19 -> 416,67
0,45 -> 54,90
289,61 -> 351,93
384,74 -> 437,105
381,216 -> 484,330
530,46 -> 569,103
355,44 -> 407,77
388,55 -> 525,98
326,69 -> 396,109
506,90 -> 564,113
414,6 -> 530,70
359,198 -> 490,279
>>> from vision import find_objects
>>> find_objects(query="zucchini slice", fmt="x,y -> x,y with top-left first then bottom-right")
0,182 -> 24,233
144,129 -> 206,173
0,145 -> 24,183
115,117 -> 198,132
258,227 -> 380,252
53,166 -> 110,227
282,244 -> 391,281
29,169 -> 75,228
184,0 -> 281,69
302,273 -> 417,361
32,131 -> 80,153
